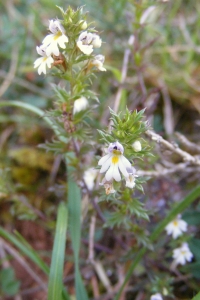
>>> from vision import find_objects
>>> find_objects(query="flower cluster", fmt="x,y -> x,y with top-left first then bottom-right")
34,16 -> 106,75
34,20 -> 68,74
165,215 -> 193,266
98,141 -> 138,194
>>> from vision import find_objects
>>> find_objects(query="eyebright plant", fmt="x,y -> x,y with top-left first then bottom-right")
33,3 -> 154,262
32,4 -> 178,299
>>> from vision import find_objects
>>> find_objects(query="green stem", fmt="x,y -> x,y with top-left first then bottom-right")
115,185 -> 200,300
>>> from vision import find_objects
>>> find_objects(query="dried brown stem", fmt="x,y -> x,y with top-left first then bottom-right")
146,129 -> 200,166
113,35 -> 134,113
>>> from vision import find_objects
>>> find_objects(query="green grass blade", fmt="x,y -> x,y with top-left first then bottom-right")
47,202 -> 68,300
67,176 -> 89,300
115,185 -> 200,300
0,226 -> 49,275
192,291 -> 200,300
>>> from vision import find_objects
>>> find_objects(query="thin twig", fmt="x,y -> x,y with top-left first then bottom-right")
113,35 -> 134,113
175,132 -> 200,154
0,47 -> 19,97
0,238 -> 47,291
88,216 -> 113,294
159,80 -> 174,135
0,70 -> 50,98
88,215 -> 96,262
146,129 -> 200,165
137,162 -> 200,177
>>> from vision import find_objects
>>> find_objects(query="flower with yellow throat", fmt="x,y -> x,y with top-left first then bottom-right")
98,141 -> 132,182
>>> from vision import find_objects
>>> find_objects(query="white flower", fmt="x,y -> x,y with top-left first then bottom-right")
33,45 -> 54,75
77,31 -> 94,55
132,141 -> 142,152
42,20 -> 69,56
150,293 -> 163,300
165,215 -> 187,239
83,168 -> 98,190
125,167 -> 138,188
91,55 -> 106,71
173,243 -> 193,265
91,34 -> 102,48
98,141 -> 132,182
73,96 -> 88,114
77,31 -> 102,55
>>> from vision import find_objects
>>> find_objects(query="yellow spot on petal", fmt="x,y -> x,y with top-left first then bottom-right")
43,57 -> 47,62
173,220 -> 178,226
112,156 -> 119,164
112,149 -> 121,155
53,32 -> 62,40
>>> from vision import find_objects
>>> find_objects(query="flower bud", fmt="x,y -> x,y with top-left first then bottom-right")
73,96 -> 88,114
132,141 -> 142,152
79,20 -> 87,30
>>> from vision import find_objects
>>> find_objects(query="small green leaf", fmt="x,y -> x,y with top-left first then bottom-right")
182,210 -> 200,226
192,291 -> 200,300
188,238 -> 200,261
0,268 -> 20,296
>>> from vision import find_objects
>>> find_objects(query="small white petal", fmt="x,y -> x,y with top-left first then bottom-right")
77,41 -> 93,55
42,34 -> 55,46
100,157 -> 112,173
112,163 -> 121,181
120,155 -> 132,169
38,62 -> 46,75
105,164 -> 114,181
98,153 -> 112,166
57,35 -> 69,48
92,34 -> 102,48
34,57 -> 44,68
118,156 -> 129,177
46,56 -> 54,68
